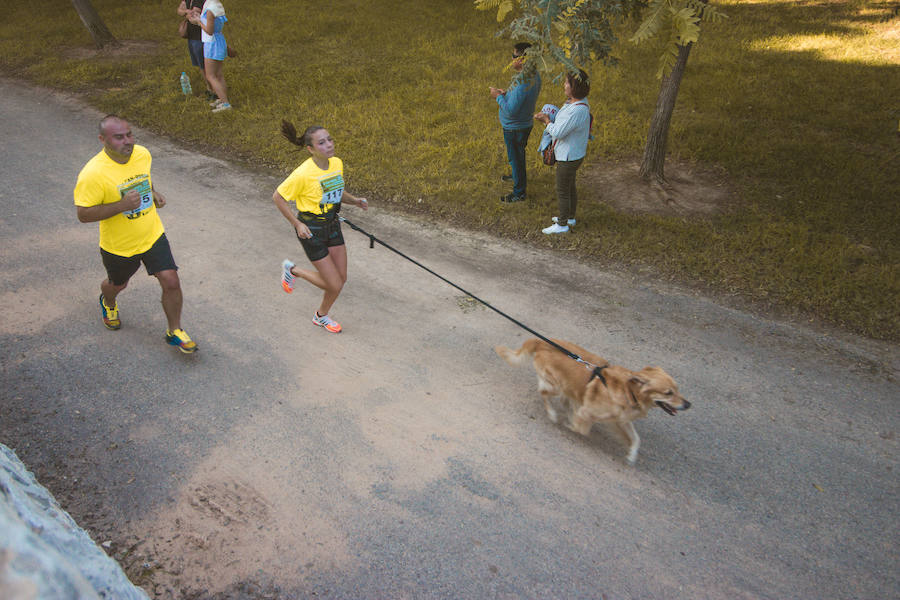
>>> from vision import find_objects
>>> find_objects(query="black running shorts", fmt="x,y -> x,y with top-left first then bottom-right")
296,216 -> 344,262
100,233 -> 178,286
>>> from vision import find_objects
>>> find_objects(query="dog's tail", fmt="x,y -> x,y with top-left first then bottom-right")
494,338 -> 541,367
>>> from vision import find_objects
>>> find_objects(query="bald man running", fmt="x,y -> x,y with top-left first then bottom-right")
74,114 -> 197,353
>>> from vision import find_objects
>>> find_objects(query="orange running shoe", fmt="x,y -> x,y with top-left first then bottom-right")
312,312 -> 342,333
281,259 -> 295,293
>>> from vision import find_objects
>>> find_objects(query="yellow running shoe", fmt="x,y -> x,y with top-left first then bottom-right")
99,294 -> 121,330
166,328 -> 198,353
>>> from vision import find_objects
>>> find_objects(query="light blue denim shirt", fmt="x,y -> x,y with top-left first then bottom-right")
545,99 -> 590,161
497,74 -> 542,130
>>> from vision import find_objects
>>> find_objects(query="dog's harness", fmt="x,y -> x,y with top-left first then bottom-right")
588,364 -> 608,385
587,362 -> 639,408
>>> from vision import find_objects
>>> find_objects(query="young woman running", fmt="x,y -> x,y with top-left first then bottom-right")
273,121 -> 368,333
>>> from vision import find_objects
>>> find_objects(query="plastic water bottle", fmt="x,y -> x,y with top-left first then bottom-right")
180,71 -> 192,95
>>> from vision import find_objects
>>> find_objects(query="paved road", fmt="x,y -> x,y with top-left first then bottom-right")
1,78 -> 897,599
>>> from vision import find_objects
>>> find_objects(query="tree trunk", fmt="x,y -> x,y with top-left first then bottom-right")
70,0 -> 119,49
639,41 -> 693,184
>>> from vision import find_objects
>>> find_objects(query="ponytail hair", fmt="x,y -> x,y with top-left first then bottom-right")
281,120 -> 325,149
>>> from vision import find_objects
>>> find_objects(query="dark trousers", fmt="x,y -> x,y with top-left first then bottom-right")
503,127 -> 532,197
555,157 -> 583,222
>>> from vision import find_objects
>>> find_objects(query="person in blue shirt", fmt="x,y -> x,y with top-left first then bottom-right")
490,43 -> 542,203
534,70 -> 591,234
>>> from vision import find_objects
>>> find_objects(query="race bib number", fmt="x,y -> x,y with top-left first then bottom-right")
118,176 -> 153,220
318,173 -> 344,208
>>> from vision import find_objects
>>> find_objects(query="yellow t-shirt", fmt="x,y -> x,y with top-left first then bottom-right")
276,157 -> 344,215
74,145 -> 164,257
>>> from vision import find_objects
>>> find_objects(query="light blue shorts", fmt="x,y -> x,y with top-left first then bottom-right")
203,36 -> 226,61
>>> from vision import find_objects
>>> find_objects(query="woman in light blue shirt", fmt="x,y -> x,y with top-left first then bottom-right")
189,0 -> 231,112
534,70 -> 590,234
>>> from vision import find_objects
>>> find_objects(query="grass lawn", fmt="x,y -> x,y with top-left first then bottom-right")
2,0 -> 897,340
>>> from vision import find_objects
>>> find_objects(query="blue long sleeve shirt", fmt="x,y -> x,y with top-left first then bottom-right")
497,74 -> 542,130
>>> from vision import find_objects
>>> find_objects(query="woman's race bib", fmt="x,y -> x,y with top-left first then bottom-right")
319,173 -> 344,208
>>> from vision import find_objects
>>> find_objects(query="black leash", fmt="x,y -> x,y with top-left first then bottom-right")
340,217 -> 609,383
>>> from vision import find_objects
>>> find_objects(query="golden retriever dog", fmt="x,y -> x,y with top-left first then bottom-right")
495,338 -> 690,464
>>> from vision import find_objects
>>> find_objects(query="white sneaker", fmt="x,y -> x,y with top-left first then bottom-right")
552,217 -> 576,226
542,223 -> 569,234
211,102 -> 232,113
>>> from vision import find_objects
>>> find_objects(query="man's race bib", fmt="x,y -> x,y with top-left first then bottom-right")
118,175 -> 153,220
319,173 -> 344,208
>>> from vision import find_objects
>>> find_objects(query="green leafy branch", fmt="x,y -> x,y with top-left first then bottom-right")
475,0 -> 638,84
630,0 -> 727,78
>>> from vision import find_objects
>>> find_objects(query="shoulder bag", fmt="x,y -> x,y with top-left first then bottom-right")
542,141 -> 557,166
